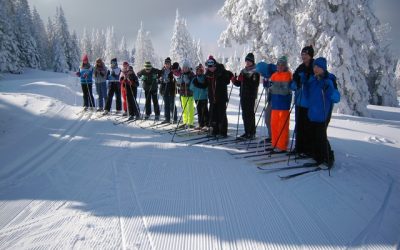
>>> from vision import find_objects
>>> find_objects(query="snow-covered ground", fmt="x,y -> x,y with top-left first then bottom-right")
0,69 -> 399,249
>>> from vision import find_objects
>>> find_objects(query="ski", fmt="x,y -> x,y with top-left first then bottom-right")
254,154 -> 310,166
257,162 -> 318,172
279,167 -> 324,180
235,148 -> 278,159
227,146 -> 273,156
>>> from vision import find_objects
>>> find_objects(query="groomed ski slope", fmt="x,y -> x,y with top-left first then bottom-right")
0,69 -> 399,249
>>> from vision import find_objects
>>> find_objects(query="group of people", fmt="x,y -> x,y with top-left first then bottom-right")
76,45 -> 340,168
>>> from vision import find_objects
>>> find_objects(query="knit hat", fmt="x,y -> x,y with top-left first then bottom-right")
123,61 -> 129,67
111,58 -> 117,64
277,56 -> 288,66
245,53 -> 255,64
301,45 -> 314,58
195,63 -> 204,71
206,55 -> 217,67
182,59 -> 190,69
164,57 -> 172,64
172,62 -> 180,70
82,54 -> 89,62
144,61 -> 152,69
313,57 -> 327,72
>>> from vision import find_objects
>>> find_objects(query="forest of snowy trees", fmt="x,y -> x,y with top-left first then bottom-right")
218,0 -> 398,115
0,0 -> 398,116
0,0 -> 80,73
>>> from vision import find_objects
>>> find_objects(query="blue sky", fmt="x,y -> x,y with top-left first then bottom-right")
28,0 -> 400,59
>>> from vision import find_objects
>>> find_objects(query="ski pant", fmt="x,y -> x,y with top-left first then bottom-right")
122,84 -> 127,112
105,81 -> 122,112
241,96 -> 256,136
195,99 -> 209,127
180,96 -> 194,125
210,101 -> 228,136
294,106 -> 312,155
264,101 -> 272,138
95,82 -> 107,109
163,94 -> 177,122
81,83 -> 95,108
309,121 -> 333,165
125,84 -> 140,117
144,89 -> 160,117
271,109 -> 289,151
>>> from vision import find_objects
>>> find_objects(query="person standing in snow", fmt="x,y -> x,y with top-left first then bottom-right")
269,56 -> 292,152
159,57 -> 178,124
137,62 -> 161,120
231,53 -> 260,139
176,60 -> 195,128
76,54 -> 95,110
204,56 -> 233,137
190,63 -> 209,129
93,58 -> 108,112
306,57 -> 340,168
120,61 -> 130,116
290,45 -> 315,156
103,58 -> 122,115
123,66 -> 141,120
256,61 -> 277,142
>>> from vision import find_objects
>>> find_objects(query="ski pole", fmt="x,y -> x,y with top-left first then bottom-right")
171,95 -> 190,142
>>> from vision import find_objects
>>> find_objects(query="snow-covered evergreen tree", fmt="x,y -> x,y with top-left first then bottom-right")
134,23 -> 157,71
0,0 -> 22,73
47,17 -> 68,72
80,28 -> 92,61
226,50 -> 241,75
130,47 -> 136,65
54,6 -> 74,71
219,0 -> 398,115
92,29 -> 106,61
170,10 -> 196,67
31,7 -> 50,70
118,36 -> 130,63
195,39 -> 204,66
14,0 -> 40,68
69,31 -> 81,71
104,26 -> 118,64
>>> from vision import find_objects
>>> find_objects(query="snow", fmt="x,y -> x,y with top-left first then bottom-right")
0,69 -> 399,249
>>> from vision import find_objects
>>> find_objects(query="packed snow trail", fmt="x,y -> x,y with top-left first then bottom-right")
0,70 -> 399,249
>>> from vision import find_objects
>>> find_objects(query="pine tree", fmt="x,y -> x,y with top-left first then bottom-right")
0,0 -> 22,73
134,22 -> 157,71
55,6 -> 74,70
80,28 -> 92,61
92,29 -> 106,62
118,36 -> 130,63
31,7 -> 50,70
47,17 -> 68,72
219,0 -> 398,115
104,26 -> 117,64
195,39 -> 204,66
70,31 -> 81,71
170,9 -> 196,67
14,0 -> 40,68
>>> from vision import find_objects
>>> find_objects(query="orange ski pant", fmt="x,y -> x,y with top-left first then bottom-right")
271,109 -> 290,151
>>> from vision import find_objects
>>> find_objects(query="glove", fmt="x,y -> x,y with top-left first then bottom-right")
173,71 -> 181,77
141,75 -> 148,81
76,72 -> 80,77
120,76 -> 125,81
263,78 -> 271,88
83,73 -> 88,78
230,76 -> 237,83
237,74 -> 244,82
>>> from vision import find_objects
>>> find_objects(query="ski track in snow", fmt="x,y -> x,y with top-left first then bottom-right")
0,70 -> 399,249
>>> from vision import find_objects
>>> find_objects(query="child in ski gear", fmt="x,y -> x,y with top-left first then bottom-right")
104,58 -> 122,114
137,61 -> 161,120
306,57 -> 340,167
160,57 -> 177,124
93,58 -> 108,111
124,66 -> 140,120
232,53 -> 260,139
190,63 -> 209,129
290,45 -> 315,156
204,56 -> 233,137
270,56 -> 292,152
256,61 -> 277,142
76,54 -> 95,110
120,61 -> 130,116
176,59 -> 195,128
